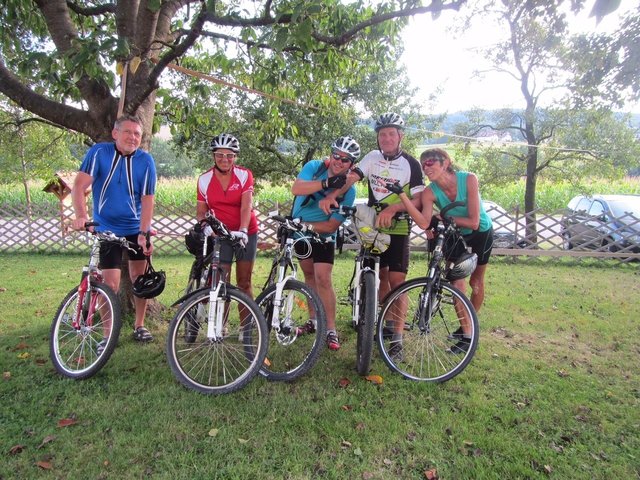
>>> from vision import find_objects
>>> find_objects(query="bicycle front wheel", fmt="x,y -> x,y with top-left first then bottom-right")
355,270 -> 377,376
256,279 -> 326,382
377,278 -> 478,382
166,286 -> 268,394
49,282 -> 122,379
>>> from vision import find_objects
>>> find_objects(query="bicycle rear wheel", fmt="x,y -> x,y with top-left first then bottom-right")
256,279 -> 326,382
49,282 -> 121,379
377,278 -> 478,382
166,286 -> 268,394
355,270 -> 376,375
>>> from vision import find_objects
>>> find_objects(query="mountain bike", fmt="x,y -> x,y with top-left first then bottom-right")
50,224 -> 135,379
166,213 -> 268,394
376,201 -> 479,382
340,205 -> 402,375
255,214 -> 327,382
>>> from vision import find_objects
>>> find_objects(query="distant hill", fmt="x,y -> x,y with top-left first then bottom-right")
419,110 -> 640,145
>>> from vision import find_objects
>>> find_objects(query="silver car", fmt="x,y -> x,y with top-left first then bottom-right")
561,194 -> 640,253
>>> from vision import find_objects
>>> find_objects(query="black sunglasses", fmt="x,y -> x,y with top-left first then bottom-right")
331,153 -> 353,163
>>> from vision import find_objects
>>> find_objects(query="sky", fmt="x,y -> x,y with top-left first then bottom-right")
400,1 -> 639,114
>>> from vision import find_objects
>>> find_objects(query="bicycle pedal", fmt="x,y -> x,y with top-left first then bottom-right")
338,296 -> 352,306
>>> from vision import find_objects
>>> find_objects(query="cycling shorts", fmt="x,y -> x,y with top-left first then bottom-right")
378,234 -> 410,273
219,233 -> 258,264
294,239 -> 335,265
464,228 -> 494,265
439,228 -> 494,266
99,234 -> 146,269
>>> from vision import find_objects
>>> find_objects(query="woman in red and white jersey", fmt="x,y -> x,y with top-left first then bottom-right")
196,133 -> 259,297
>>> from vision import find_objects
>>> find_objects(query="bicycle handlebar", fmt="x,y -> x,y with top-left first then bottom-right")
439,200 -> 465,220
269,214 -> 329,243
202,212 -> 245,247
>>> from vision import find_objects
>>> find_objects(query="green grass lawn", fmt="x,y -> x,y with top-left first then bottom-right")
1,253 -> 639,479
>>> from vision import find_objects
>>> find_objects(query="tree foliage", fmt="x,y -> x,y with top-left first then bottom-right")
566,5 -> 640,109
452,0 -> 639,241
0,0 -> 464,169
0,102 -> 79,185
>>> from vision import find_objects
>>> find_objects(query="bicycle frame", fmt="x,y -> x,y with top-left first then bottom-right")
181,214 -> 253,343
263,214 -> 322,344
416,201 -> 469,332
72,239 -> 102,330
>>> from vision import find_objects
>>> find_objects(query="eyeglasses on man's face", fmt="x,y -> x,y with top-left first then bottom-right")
331,153 -> 352,164
214,152 -> 237,160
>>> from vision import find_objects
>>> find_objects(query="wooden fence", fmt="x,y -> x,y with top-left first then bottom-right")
1,200 -> 639,264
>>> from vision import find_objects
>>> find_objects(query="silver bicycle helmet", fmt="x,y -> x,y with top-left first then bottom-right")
209,133 -> 240,152
374,112 -> 405,132
445,252 -> 478,281
331,136 -> 361,161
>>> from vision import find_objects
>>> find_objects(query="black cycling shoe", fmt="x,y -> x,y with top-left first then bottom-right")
374,326 -> 394,342
448,339 -> 471,355
388,341 -> 404,362
447,327 -> 465,340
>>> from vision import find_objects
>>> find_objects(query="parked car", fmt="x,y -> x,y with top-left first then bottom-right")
560,194 -> 640,253
483,201 -> 529,248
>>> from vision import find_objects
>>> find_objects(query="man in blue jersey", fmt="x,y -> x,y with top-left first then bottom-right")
71,114 -> 157,343
291,136 -> 361,351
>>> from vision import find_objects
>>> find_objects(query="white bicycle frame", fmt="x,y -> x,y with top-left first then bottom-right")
270,235 -> 301,346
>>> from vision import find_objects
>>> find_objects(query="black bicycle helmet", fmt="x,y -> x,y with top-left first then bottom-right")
209,133 -> 240,152
374,112 -> 405,132
445,252 -> 478,281
331,136 -> 361,161
132,260 -> 166,299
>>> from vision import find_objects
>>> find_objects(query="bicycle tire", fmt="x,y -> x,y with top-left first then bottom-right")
166,286 -> 268,394
256,279 -> 327,382
355,270 -> 376,375
49,282 -> 122,379
377,278 -> 478,382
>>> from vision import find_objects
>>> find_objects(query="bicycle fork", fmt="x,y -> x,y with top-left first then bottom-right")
206,283 -> 226,341
352,255 -> 380,328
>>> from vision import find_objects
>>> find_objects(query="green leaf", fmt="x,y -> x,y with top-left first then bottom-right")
147,0 -> 161,13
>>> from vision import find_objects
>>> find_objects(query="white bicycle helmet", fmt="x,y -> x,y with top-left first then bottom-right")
374,112 -> 405,132
445,252 -> 478,281
331,136 -> 361,161
209,133 -> 240,152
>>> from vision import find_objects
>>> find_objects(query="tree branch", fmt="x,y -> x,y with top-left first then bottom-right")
202,0 -> 466,47
66,1 -> 116,16
181,29 -> 308,54
0,59 -> 90,134
130,5 -> 209,111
